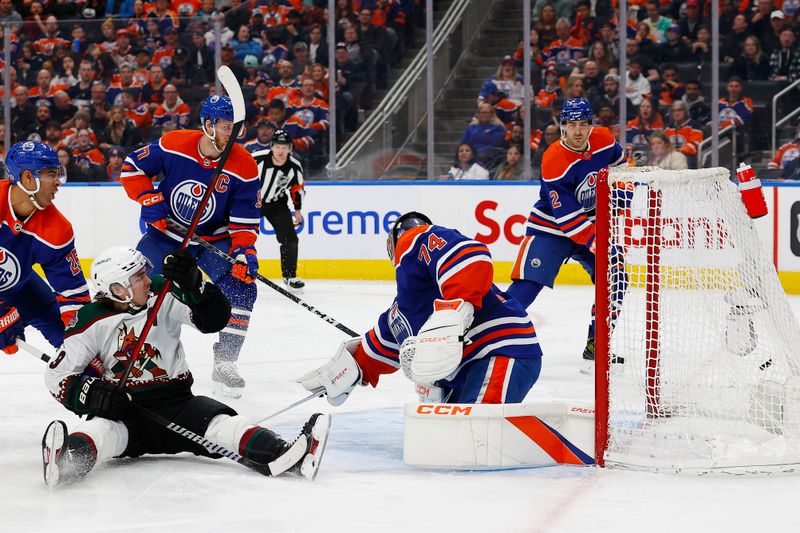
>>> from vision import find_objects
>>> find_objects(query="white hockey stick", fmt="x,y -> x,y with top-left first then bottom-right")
16,338 -> 51,362
256,387 -> 325,424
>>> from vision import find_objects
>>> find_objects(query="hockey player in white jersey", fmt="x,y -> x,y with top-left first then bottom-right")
41,246 -> 329,487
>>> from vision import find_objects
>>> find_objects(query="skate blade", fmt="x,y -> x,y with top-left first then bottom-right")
580,361 -> 594,375
213,381 -> 244,399
42,420 -> 67,488
300,413 -> 331,481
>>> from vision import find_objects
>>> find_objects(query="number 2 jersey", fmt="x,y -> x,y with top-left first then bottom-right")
526,127 -> 625,248
0,180 -> 89,324
120,130 -> 261,250
351,225 -> 542,387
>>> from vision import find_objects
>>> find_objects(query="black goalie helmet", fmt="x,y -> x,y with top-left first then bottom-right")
386,211 -> 433,261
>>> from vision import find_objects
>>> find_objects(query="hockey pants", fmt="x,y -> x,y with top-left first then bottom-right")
261,200 -> 299,279
1,274 -> 65,349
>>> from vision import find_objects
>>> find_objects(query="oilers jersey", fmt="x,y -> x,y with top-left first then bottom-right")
0,180 -> 90,323
352,225 -> 541,387
526,127 -> 625,248
120,130 -> 261,249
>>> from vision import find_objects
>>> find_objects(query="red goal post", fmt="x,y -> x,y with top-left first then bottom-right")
594,166 -> 800,473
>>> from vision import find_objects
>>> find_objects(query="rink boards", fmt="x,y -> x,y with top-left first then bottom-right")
53,181 -> 800,292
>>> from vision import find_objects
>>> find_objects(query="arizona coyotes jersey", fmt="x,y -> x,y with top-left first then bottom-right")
354,225 -> 541,387
527,126 -> 625,247
120,130 -> 260,247
46,277 -> 193,414
0,180 -> 89,323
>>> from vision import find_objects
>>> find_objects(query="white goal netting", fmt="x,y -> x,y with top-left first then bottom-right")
599,166 -> 800,472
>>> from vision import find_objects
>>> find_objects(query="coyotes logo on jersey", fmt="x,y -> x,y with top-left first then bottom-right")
109,324 -> 168,381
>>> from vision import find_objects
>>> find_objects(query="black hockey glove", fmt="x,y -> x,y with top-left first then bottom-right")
163,248 -> 204,304
78,377 -> 132,421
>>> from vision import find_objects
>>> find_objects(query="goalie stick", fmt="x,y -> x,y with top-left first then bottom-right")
116,66 -> 247,392
16,339 -> 308,477
165,218 -> 359,337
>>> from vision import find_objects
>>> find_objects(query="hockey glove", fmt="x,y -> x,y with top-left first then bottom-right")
399,299 -> 474,384
137,190 -> 168,232
163,248 -> 204,303
78,377 -> 132,421
297,338 -> 363,406
230,245 -> 259,283
0,305 -> 24,354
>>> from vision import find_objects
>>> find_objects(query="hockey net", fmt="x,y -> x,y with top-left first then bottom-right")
595,166 -> 800,473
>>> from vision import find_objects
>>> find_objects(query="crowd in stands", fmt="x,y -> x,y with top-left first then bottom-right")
449,0 -> 800,180
0,0 -> 421,180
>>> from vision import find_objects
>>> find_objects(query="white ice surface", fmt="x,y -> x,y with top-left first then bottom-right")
2,281 -> 799,532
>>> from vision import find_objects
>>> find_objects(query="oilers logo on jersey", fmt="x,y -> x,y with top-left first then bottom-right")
0,247 -> 21,290
575,172 -> 598,211
169,180 -> 217,226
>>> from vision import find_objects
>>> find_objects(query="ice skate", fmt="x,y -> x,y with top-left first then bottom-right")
42,420 -> 95,488
212,358 -> 245,398
580,337 -> 624,375
283,277 -> 305,293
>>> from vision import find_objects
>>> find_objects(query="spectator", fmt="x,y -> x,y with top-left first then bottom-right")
769,122 -> 800,172
536,67 -> 563,107
307,23 -> 329,67
594,74 -> 634,118
564,75 -> 586,99
577,60 -> 603,97
534,3 -> 558,44
541,18 -> 584,69
291,42 -> 313,77
649,130 -> 688,170
762,10 -> 787,55
153,0 -> 179,33
68,60 -> 96,109
63,110 -> 98,150
769,28 -> 800,81
732,36 -> 771,81
643,0 -> 672,43
142,64 -> 168,111
153,84 -> 190,128
309,63 -> 330,102
0,0 -> 23,35
28,68 -> 60,104
460,102 -> 507,164
343,25 -> 375,106
478,56 -> 526,106
334,42 -> 366,126
23,100 -> 52,141
626,39 -> 660,83
153,26 -> 181,70
634,23 -> 660,60
627,97 -> 664,147
691,25 -> 712,63
120,89 -> 153,132
594,103 -> 620,139
718,76 -> 753,129
58,147 -> 82,182
266,98 -> 316,153
665,100 -> 703,165
513,29 -> 544,75
588,41 -> 614,75
100,105 -> 141,151
244,119 -> 276,153
658,64 -> 685,106
112,29 -> 136,67
43,121 -> 63,152
505,122 -> 542,153
481,83 -> 519,129
723,15 -> 751,62
89,81 -> 111,134
219,43 -> 246,84
164,47 -> 204,88
678,0 -> 708,41
252,79 -> 273,117
11,86 -> 35,140
189,31 -> 215,83
107,63 -> 143,106
493,144 -> 525,180
268,60 -> 301,104
261,27 -> 290,77
106,146 -> 125,181
625,56 -> 652,106
51,91 -> 77,126
682,79 -> 711,124
53,55 -> 78,88
243,55 -> 271,88
288,78 -> 330,134
231,24 -> 262,61
72,128 -> 105,178
447,143 -> 489,180
282,9 -> 307,50
132,49 -> 152,86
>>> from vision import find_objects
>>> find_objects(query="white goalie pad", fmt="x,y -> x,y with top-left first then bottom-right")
403,402 -> 596,470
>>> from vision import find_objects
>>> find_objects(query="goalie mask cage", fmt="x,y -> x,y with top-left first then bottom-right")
595,166 -> 800,473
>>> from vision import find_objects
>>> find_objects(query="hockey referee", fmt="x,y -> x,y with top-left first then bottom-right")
252,129 -> 306,291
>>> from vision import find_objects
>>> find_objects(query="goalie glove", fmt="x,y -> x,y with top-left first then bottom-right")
400,299 -> 474,384
296,338 -> 363,406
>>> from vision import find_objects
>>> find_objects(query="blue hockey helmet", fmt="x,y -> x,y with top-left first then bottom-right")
559,98 -> 594,124
200,94 -> 234,126
5,141 -> 63,184
386,211 -> 432,261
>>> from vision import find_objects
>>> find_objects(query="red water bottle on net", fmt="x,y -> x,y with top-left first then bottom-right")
735,162 -> 768,219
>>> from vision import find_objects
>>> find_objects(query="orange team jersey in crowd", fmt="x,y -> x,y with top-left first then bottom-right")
664,122 -> 703,157
152,46 -> 177,69
769,141 -> 800,170
267,84 -> 300,106
254,3 -> 291,27
133,67 -> 150,86
505,129 -> 543,152
62,128 -> 98,149
34,37 -> 70,56
535,87 -> 561,107
153,99 -> 191,127
171,0 -> 201,16
29,84 -> 69,100
513,43 -> 544,66
72,146 -> 105,167
126,104 -> 153,131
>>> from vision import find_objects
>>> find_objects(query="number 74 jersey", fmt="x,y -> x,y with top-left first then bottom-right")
355,225 -> 542,385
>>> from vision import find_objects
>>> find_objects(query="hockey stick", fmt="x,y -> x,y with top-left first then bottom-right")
116,66 -> 247,392
165,218 -> 359,338
16,340 -> 291,477
256,387 -> 324,424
